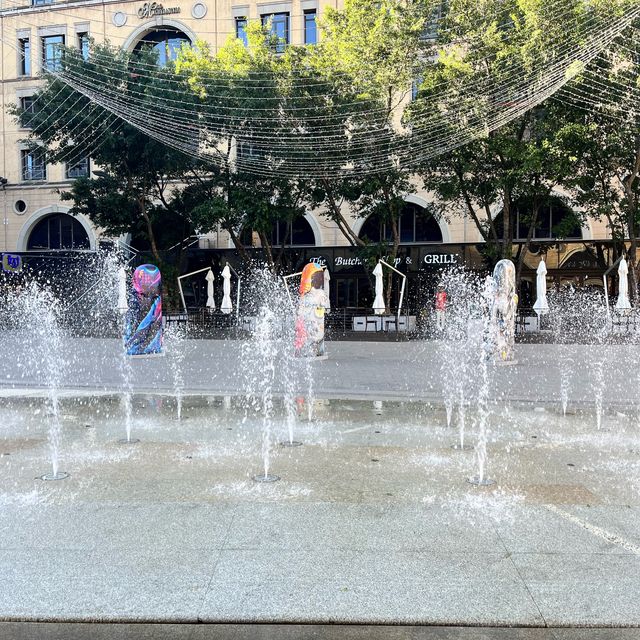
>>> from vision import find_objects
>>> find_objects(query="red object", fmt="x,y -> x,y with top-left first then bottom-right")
435,291 -> 447,311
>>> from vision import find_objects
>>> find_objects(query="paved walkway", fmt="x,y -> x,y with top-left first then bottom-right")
0,336 -> 638,407
1,338 -> 640,628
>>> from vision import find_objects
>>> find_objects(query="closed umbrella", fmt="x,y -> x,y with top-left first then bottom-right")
205,269 -> 215,310
324,268 -> 331,312
221,265 -> 233,314
117,266 -> 128,315
616,257 -> 631,310
533,259 -> 549,316
372,262 -> 385,315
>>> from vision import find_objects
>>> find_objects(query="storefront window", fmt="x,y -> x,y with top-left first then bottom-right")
359,203 -> 442,244
241,217 -> 316,247
498,198 -> 582,240
27,214 -> 90,250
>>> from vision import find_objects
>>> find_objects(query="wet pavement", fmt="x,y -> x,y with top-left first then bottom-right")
0,337 -> 638,407
0,395 -> 639,627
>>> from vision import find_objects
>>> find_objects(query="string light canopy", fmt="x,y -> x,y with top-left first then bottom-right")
8,0 -> 640,178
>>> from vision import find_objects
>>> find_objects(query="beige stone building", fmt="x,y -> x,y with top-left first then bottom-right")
0,0 -> 619,309
0,0 -> 347,253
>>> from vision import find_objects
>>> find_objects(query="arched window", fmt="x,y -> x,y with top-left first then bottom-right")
27,213 -> 90,250
133,27 -> 191,66
497,198 -> 582,240
241,217 -> 316,247
359,202 -> 442,244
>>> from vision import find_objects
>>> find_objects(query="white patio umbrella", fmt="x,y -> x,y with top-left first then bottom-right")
324,268 -> 331,312
221,264 -> 233,314
205,269 -> 216,311
372,262 -> 385,315
117,266 -> 128,315
533,258 -> 549,316
616,257 -> 631,310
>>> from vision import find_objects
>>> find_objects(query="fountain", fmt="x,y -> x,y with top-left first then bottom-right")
5,281 -> 69,480
467,274 -> 496,487
165,323 -> 187,421
437,267 -> 480,451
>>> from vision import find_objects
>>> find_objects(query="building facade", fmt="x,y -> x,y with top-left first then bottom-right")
0,0 -> 621,311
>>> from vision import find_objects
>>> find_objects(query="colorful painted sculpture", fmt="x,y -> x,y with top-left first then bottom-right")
294,262 -> 329,357
124,264 -> 163,356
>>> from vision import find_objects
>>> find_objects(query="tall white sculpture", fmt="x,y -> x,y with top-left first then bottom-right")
489,259 -> 518,363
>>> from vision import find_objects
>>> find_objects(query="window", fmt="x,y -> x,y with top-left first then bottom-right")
19,39 -> 31,76
261,12 -> 289,53
31,0 -> 53,5
27,213 -> 90,250
240,217 -> 316,247
42,34 -> 64,72
272,218 -> 315,246
421,2 -> 445,41
359,203 -> 443,244
133,28 -> 191,67
66,157 -> 89,179
19,96 -> 35,128
304,9 -> 317,45
498,198 -> 582,240
21,149 -> 46,181
235,17 -> 248,46
78,32 -> 89,60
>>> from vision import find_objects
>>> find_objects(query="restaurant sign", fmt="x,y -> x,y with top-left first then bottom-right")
308,249 -> 460,272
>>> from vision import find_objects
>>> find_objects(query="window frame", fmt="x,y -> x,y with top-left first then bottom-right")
18,38 -> 31,76
261,12 -> 289,53
26,213 -> 91,251
235,17 -> 248,46
303,9 -> 317,45
41,34 -> 65,72
19,96 -> 35,129
513,201 -> 582,241
21,148 -> 47,182
77,32 -> 89,60
65,157 -> 90,180
359,205 -> 443,245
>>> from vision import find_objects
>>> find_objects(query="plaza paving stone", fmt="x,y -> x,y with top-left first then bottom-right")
0,339 -> 640,627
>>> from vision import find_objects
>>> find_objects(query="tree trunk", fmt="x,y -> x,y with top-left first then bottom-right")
227,226 -> 252,265
320,178 -> 366,247
502,191 -> 513,262
627,207 -> 638,301
385,216 -> 401,315
516,203 -> 541,288
140,203 -> 162,266
258,232 -> 275,272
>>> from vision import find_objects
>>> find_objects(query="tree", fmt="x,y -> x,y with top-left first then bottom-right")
558,31 -> 640,298
409,0 -> 623,281
13,43 -> 200,267
174,24 -> 318,270
419,103 -> 586,279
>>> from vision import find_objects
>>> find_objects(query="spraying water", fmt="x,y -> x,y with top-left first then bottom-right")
240,267 -> 296,481
165,323 -> 187,421
438,267 -> 481,450
7,281 -> 69,480
467,275 -> 496,486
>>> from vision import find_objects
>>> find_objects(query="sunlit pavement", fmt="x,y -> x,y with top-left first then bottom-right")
1,340 -> 640,628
